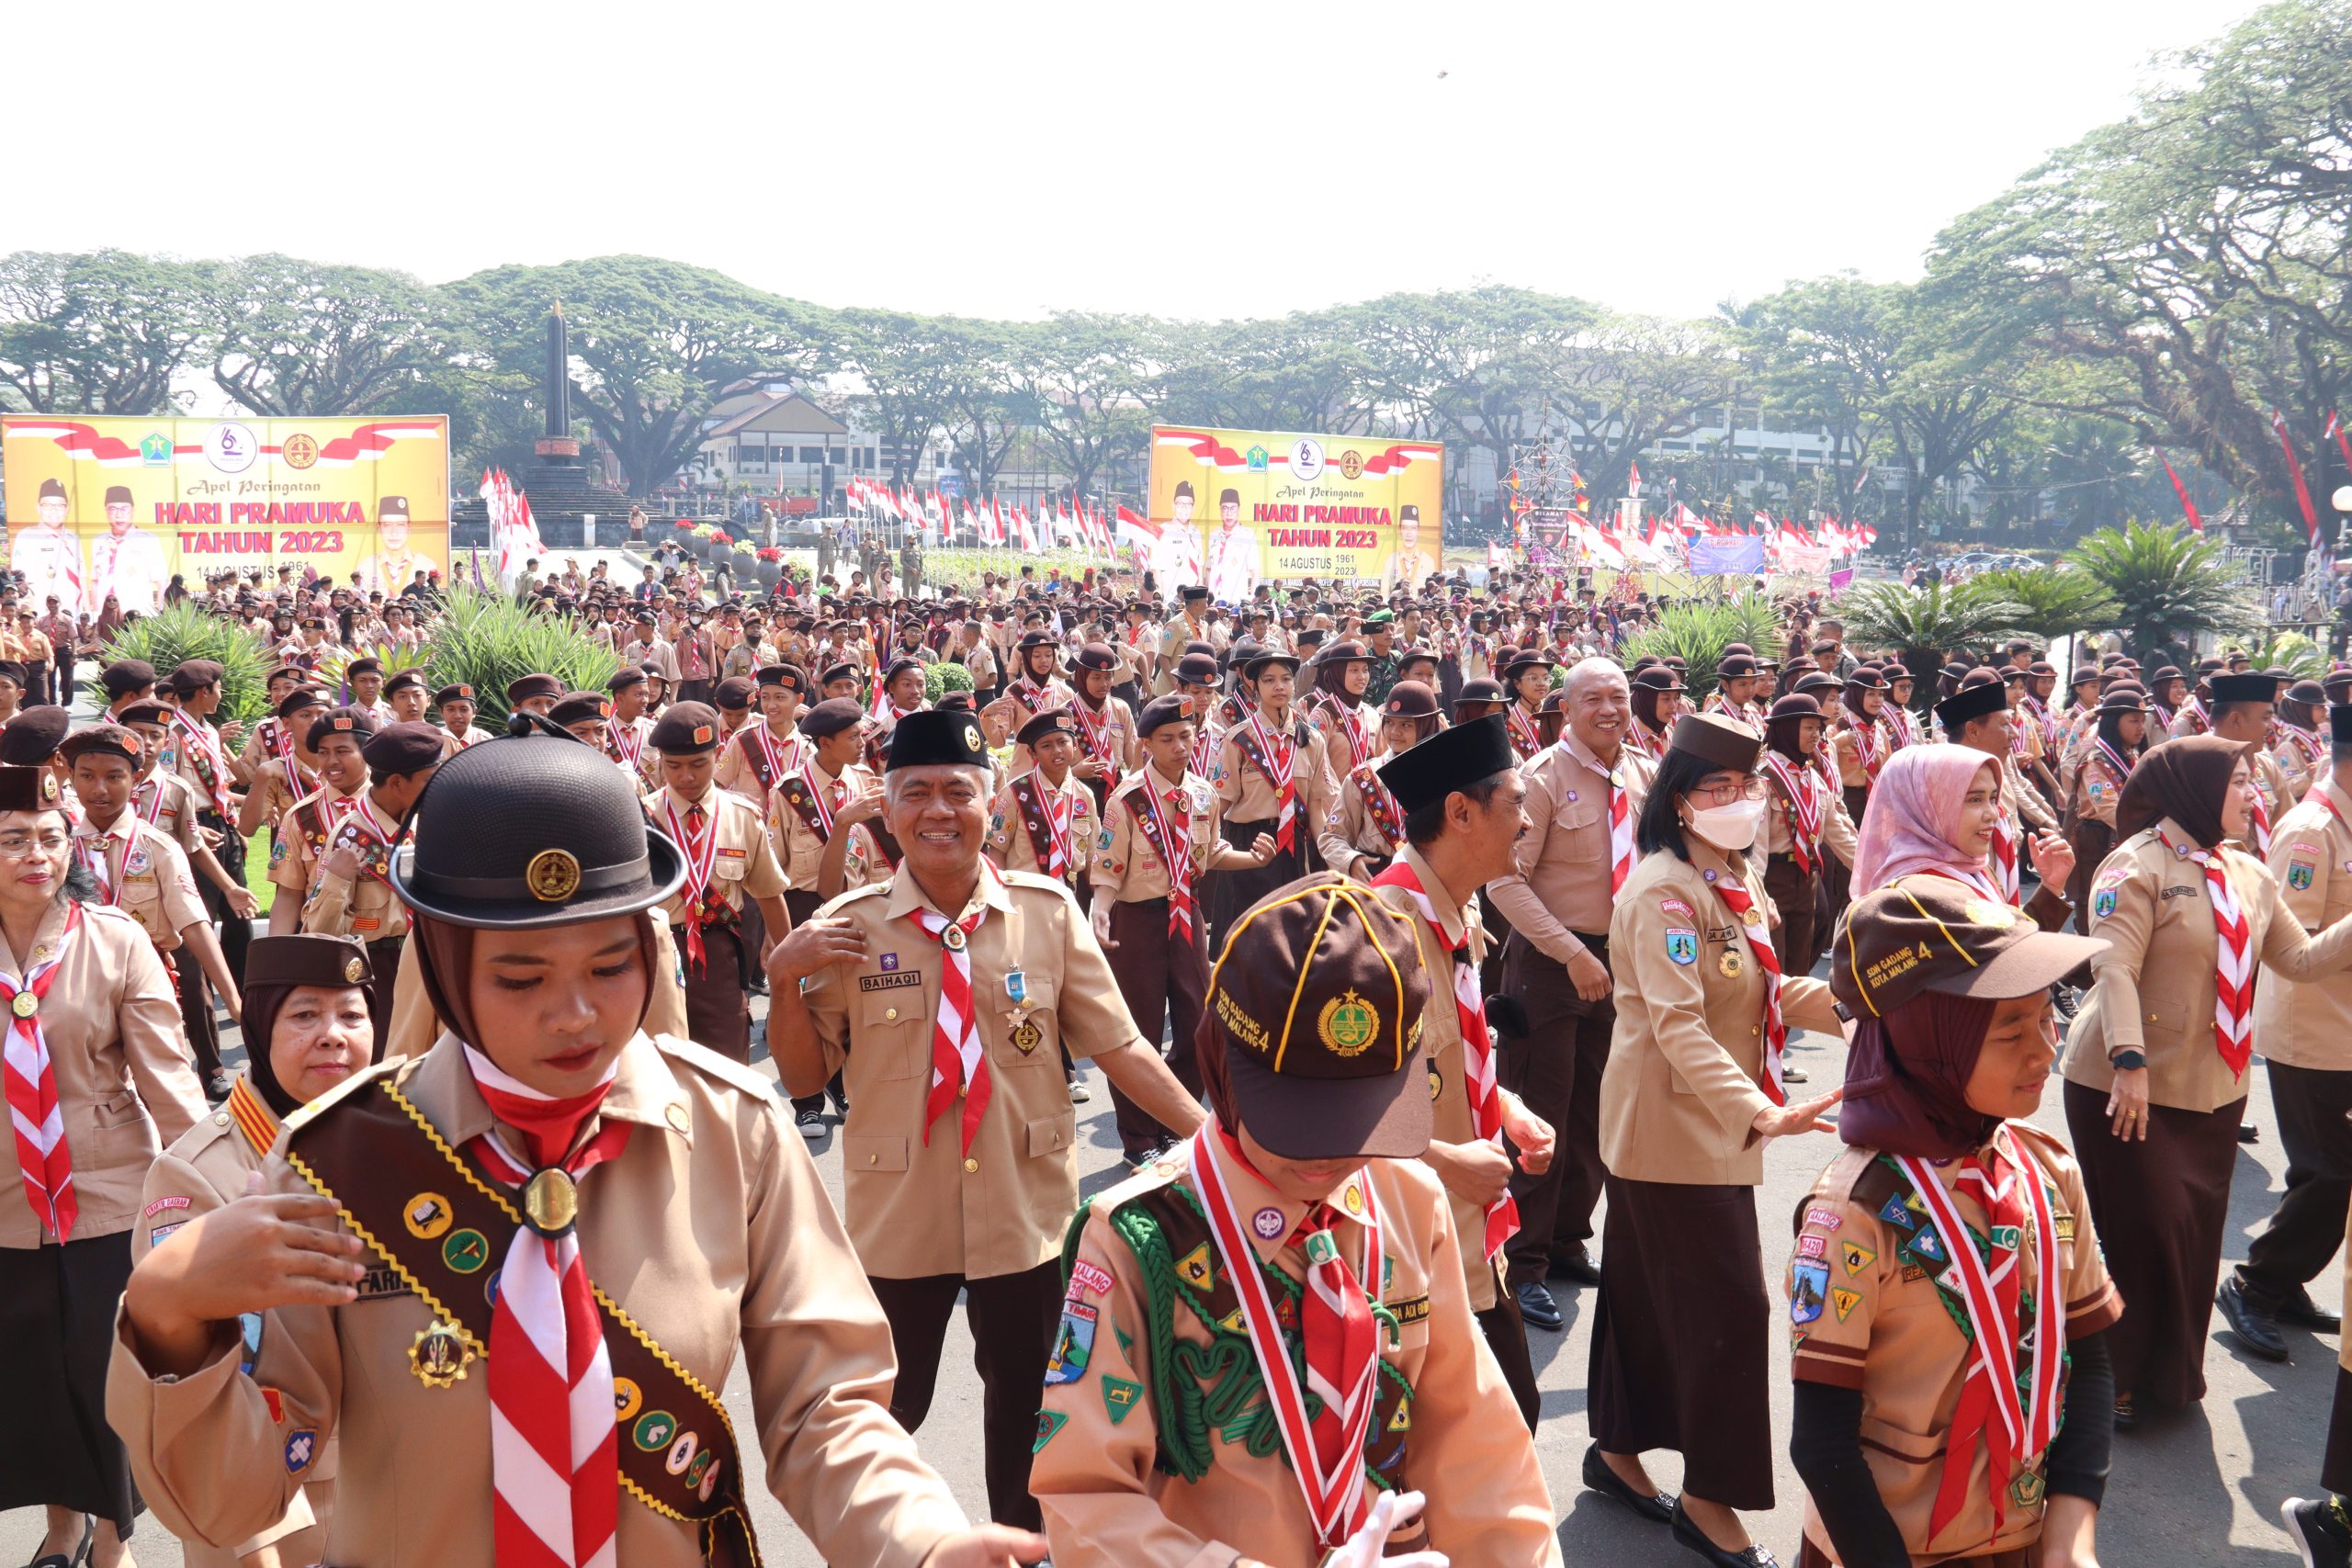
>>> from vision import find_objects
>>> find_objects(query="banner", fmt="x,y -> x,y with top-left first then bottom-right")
1774,541 -> 1834,574
1145,424 -> 1442,595
2,414 -> 449,614
1688,535 -> 1767,576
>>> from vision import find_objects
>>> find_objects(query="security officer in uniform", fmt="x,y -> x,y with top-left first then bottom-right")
644,701 -> 790,1063
767,709 -> 1207,1531
110,735 -> 1047,1568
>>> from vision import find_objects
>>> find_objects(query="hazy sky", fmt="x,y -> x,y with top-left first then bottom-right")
22,0 -> 2250,322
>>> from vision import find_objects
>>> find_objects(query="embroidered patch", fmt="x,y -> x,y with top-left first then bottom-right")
1804,1208 -> 1842,1231
1666,928 -> 1697,965
144,1194 -> 191,1217
1831,1286 -> 1863,1322
1902,1263 -> 1928,1283
1033,1410 -> 1069,1453
858,970 -> 923,992
1045,1302 -> 1098,1385
1101,1376 -> 1144,1425
1791,1260 -> 1829,1325
1252,1206 -> 1285,1240
1096,828 -> 1114,851
1796,1234 -> 1827,1258
879,953 -> 899,972
1069,1259 -> 1114,1300
2092,887 -> 2117,919
285,1429 -> 318,1473
1389,1294 -> 1432,1326
1840,1242 -> 1876,1277
1659,897 -> 1695,919
149,1221 -> 185,1245
2290,860 -> 2316,891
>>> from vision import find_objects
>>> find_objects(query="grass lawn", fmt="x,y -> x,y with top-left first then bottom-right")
244,839 -> 275,918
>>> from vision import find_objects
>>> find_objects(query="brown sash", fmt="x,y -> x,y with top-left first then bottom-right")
779,773 -> 833,843
1010,772 -> 1074,882
1228,716 -> 1309,794
286,1079 -> 760,1567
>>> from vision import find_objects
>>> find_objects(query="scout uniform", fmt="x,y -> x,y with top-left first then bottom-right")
795,710 -> 1151,1529
433,682 -> 496,757
245,688 -> 331,846
1003,631 -> 1076,737
604,668 -> 659,775
1154,588 -> 1214,694
1305,638 -> 1379,775
2274,680 -> 2330,802
267,712 -> 380,941
766,697 -> 890,919
64,741 -> 209,964
1500,652 -> 1555,761
1763,694 -> 1859,979
988,710 -> 1101,890
1033,873 -> 1562,1567
107,734 -> 983,1568
1062,641 -> 1138,798
1208,650 -> 1339,942
2059,684 -> 2144,919
298,723 -> 442,1055
1829,669 -> 1891,824
715,664 -> 814,805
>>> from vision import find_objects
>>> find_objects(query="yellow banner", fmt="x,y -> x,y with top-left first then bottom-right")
1145,424 -> 1442,594
1,414 -> 449,615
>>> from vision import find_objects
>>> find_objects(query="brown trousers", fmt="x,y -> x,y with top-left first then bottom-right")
1765,852 -> 1827,979
867,1261 -> 1063,1530
1496,931 -> 1611,1285
1105,897 -> 1207,1156
673,921 -> 751,1062
367,935 -> 402,1063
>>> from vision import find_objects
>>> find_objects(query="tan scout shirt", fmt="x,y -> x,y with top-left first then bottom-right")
2067,750 -> 2127,830
77,816 -> 205,950
131,769 -> 204,859
107,1032 -> 969,1568
647,785 -> 786,922
987,768 -> 1100,886
800,866 -> 1146,1279
1600,841 -> 1843,1187
1215,708 -> 1338,831
766,761 -> 887,893
1032,1141 -> 1562,1568
437,724 -> 496,759
1786,1126 -> 2121,1562
1317,754 -> 1409,882
716,717 -> 813,806
1485,732 -> 1657,962
1093,767 -> 1244,902
270,788 -> 407,942
2006,751 -> 2057,834
2278,726 -> 2327,802
0,900 -> 202,1247
2259,782 -> 2352,1070
2065,819 -> 2352,1112
1764,758 -> 1858,867
1155,614 -> 1210,694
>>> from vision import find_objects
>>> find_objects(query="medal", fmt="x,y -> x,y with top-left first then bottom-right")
1719,951 -> 1744,977
409,1319 -> 481,1389
1006,968 -> 1025,1004
522,1168 -> 579,1236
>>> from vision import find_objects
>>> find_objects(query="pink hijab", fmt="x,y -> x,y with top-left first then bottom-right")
1848,742 -> 2006,897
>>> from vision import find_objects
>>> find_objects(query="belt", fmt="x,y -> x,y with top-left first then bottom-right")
366,933 -> 407,951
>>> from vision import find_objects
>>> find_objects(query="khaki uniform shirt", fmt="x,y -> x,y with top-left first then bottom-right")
987,768 -> 1100,888
799,866 -> 1146,1279
271,788 -> 409,942
1213,708 -> 1337,833
249,757 -> 322,843
1485,733 -> 1657,962
1154,614 -> 1211,694
437,724 -> 497,759
1318,753 -> 1408,882
2007,752 -> 2057,834
2234,746 -> 2298,858
2259,783 -> 2352,1070
106,1032 -> 969,1568
0,900 -> 202,1247
76,816 -> 205,950
2065,819 -> 2352,1111
647,785 -> 786,923
717,718 -> 814,806
1092,768 -> 1238,901
1764,758 -> 1858,866
2278,727 -> 2327,803
131,769 -> 205,861
766,761 -> 887,893
1600,841 -> 1842,1187
620,636 -> 681,682
1032,1143 -> 1562,1567
164,714 -> 236,818
1786,1127 -> 2121,1562
2068,751 -> 2127,829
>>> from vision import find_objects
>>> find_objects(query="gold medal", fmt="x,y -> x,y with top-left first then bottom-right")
1011,1021 -> 1043,1055
409,1319 -> 480,1389
11,992 -> 36,1020
1719,951 -> 1744,977
523,1168 -> 579,1236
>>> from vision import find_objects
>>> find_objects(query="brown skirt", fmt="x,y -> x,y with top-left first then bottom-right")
2063,1077 -> 2244,1409
1588,1174 -> 1775,1508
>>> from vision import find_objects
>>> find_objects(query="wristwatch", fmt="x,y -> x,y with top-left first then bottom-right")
2111,1049 -> 2148,1072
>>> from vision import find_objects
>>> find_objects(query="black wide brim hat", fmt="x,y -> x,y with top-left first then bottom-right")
391,735 -> 686,930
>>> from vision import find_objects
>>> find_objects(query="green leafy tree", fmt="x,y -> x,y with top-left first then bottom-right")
2071,521 -> 2254,660
1003,314 -> 1157,497
0,250 -> 216,414
1838,581 -> 2026,699
206,254 -> 452,417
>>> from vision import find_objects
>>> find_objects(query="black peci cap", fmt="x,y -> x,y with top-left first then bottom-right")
1378,715 -> 1513,817
1934,680 -> 2008,732
2333,704 -> 2352,748
886,709 -> 989,770
2211,672 -> 2281,705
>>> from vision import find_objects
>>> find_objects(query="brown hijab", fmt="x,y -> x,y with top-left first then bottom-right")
413,910 -> 663,1050
2114,734 -> 2248,850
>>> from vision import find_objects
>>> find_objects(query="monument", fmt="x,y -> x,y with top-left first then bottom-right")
450,301 -> 632,551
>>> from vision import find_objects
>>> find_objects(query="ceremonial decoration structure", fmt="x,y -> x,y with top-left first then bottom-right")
450,301 -> 631,551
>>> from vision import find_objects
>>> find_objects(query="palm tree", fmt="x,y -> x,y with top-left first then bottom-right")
2072,521 -> 2253,663
1969,567 -> 2120,644
1619,592 -> 1783,701
1838,580 -> 2025,707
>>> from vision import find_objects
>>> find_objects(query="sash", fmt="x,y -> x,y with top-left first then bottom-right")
168,708 -> 232,814
1764,753 -> 1825,874
1351,761 -> 1407,851
329,796 -> 401,890
1010,771 -> 1078,882
780,773 -> 839,843
1069,699 -> 1119,765
1232,711 -> 1304,844
286,1078 -> 759,1567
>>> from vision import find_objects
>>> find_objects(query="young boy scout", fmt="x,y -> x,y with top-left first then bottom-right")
989,709 -> 1101,892
1031,871 -> 1562,1565
239,686 -> 331,844
644,700 -> 789,1062
767,708 -> 1207,1531
266,706 -> 378,938
433,682 -> 495,755
1092,694 -> 1273,1165
716,663 -> 814,805
1209,649 -> 1338,943
768,696 -> 891,914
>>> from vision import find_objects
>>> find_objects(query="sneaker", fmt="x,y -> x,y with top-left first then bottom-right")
795,1106 -> 825,1142
2283,1495 -> 2352,1568
204,1069 -> 232,1101
1069,1078 -> 1091,1103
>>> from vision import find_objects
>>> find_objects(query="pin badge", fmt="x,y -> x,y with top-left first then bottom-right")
409,1319 -> 480,1389
10,992 -> 36,1020
943,925 -> 967,952
1252,1206 -> 1286,1239
1006,968 -> 1025,1004
523,1168 -> 579,1236
403,1192 -> 453,1241
1720,951 -> 1744,977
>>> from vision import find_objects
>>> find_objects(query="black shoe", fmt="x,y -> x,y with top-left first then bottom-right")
2113,1392 -> 2138,1431
2283,1495 -> 2352,1568
1582,1443 -> 1674,1523
2278,1283 -> 2345,1333
1516,1280 -> 1565,1332
204,1068 -> 232,1101
2052,985 -> 2079,1021
1550,1249 -> 1603,1286
2243,1122 -> 2262,1144
2218,1276 -> 2291,1361
795,1105 -> 825,1142
1668,1501 -> 1779,1566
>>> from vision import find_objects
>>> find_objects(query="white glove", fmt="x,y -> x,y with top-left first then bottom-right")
1091,898 -> 1116,948
1320,1490 -> 1448,1568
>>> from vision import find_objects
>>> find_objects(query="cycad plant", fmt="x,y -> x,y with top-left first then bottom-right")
99,603 -> 274,723
1968,567 -> 2119,645
2072,521 -> 2254,663
2234,626 -> 2327,680
313,642 -> 435,705
1619,592 -> 1783,701
1837,581 -> 2025,706
422,586 -> 621,728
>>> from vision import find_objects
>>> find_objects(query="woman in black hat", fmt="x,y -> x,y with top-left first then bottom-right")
2060,682 -> 2148,922
1306,639 -> 1378,772
112,732 -> 1048,1568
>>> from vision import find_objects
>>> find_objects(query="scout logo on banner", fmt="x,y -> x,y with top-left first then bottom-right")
1,414 -> 450,614
1144,424 -> 1442,592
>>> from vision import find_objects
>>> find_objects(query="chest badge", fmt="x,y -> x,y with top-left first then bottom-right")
409,1319 -> 481,1389
1011,1020 -> 1043,1054
1719,950 -> 1744,977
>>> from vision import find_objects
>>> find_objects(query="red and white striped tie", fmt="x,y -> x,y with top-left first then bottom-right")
461,1043 -> 630,1568
2165,834 -> 2255,1077
910,899 -> 991,1156
1297,1201 -> 1377,1492
2,907 -> 79,1240
1989,810 -> 2021,907
1575,749 -> 1634,895
2250,790 -> 2273,854
1712,880 -> 1787,1104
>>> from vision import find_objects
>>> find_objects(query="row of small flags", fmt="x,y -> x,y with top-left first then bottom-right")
842,479 -> 1142,556
478,468 -> 544,580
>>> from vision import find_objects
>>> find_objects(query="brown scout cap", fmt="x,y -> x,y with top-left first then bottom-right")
1834,876 -> 2105,1020
1208,873 -> 1433,1162
1668,712 -> 1763,773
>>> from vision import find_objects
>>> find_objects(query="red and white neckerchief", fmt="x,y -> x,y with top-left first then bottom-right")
662,792 -> 723,973
2024,694 -> 2061,753
1988,804 -> 2023,907
802,769 -> 846,839
1899,1127 -> 2064,1541
1192,1125 -> 1384,1551
1710,874 -> 1786,1104
1915,863 -> 2007,904
1069,697 -> 1118,764
1135,771 -> 1198,940
2250,785 -> 2274,853
2,905 -> 82,1241
2182,697 -> 2212,733
2150,701 -> 2177,733
1849,718 -> 1884,781
745,718 -> 794,796
72,821 -> 130,906
1884,707 -> 1917,750
1322,695 -> 1373,769
1245,706 -> 1300,852
606,716 -> 645,768
1565,740 -> 1635,895
2280,723 -> 2324,782
1189,720 -> 1222,779
2158,830 -> 2255,1077
340,794 -> 401,885
1628,721 -> 1668,761
270,721 -> 300,775
907,878 -> 995,1156
1032,775 -> 1077,880
320,788 -> 364,836
1764,752 -> 1825,875
132,775 -> 168,828
166,707 -> 232,814
1371,861 -> 1518,1258
460,1043 -> 630,1568
2093,738 -> 2135,786
1505,702 -> 1541,759
1009,676 -> 1059,713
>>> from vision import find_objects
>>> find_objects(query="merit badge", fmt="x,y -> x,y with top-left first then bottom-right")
1252,1206 -> 1286,1240
442,1228 -> 491,1274
666,1431 -> 700,1475
1840,1242 -> 1876,1277
684,1448 -> 718,1495
613,1377 -> 643,1424
1342,1182 -> 1364,1215
1033,1410 -> 1069,1454
1006,968 -> 1026,1004
1790,1259 -> 1830,1325
1666,928 -> 1697,965
633,1410 -> 678,1451
1012,1020 -> 1043,1054
2010,1469 -> 2048,1507
1831,1287 -> 1863,1322
285,1428 -> 318,1473
1102,1375 -> 1144,1426
403,1192 -> 453,1241
409,1320 -> 480,1389
1719,950 -> 1744,978
1045,1302 -> 1099,1386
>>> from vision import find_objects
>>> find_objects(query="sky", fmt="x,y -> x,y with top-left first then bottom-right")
19,0 -> 2254,324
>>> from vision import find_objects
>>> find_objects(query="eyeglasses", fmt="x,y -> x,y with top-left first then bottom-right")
1688,777 -> 1769,807
0,831 -> 69,859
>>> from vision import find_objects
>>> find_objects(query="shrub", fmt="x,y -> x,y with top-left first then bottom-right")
99,603 -> 274,723
421,586 -> 621,727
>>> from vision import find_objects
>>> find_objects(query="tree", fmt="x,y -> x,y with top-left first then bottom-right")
1355,287 -> 1599,479
1554,312 -> 1741,508
0,249 -> 215,414
827,310 -> 971,487
1004,314 -> 1156,498
445,256 -> 816,495
206,254 -> 452,417
2072,521 -> 2255,660
1838,581 -> 2026,696
1968,567 -> 2119,641
1153,311 -> 1379,434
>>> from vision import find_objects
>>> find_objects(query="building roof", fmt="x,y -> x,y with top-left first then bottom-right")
702,391 -> 849,442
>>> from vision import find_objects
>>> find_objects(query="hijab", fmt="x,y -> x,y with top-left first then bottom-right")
243,981 -> 369,1119
1839,989 -> 2002,1158
2093,703 -> 2142,759
1848,743 -> 2003,897
2115,733 -> 2247,850
413,909 -> 663,1052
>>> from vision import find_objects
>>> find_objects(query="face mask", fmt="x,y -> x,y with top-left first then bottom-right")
1686,797 -> 1764,852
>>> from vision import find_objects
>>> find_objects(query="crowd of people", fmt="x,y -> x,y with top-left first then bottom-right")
6,544 -> 2352,1568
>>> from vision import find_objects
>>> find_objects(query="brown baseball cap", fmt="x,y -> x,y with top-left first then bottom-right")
1208,874 -> 1433,1161
1833,876 -> 2105,1020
